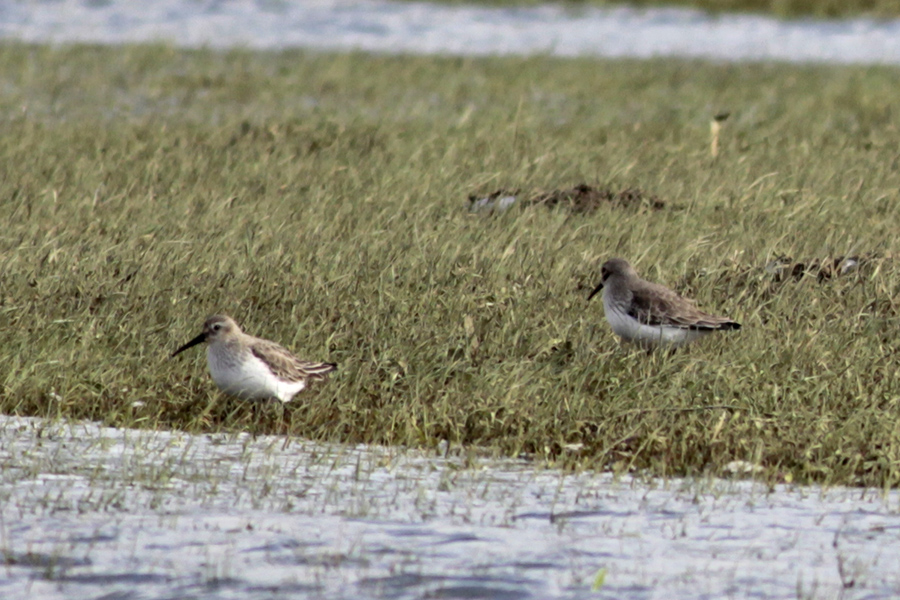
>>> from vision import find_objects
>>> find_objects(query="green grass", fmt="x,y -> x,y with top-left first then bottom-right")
2,43 -> 900,486
414,0 -> 900,19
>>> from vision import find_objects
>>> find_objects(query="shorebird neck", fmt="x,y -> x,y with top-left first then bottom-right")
603,275 -> 634,304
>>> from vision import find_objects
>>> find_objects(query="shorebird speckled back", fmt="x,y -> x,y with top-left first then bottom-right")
172,314 -> 337,402
587,258 -> 740,348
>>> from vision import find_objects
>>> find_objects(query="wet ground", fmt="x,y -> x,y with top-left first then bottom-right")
2,415 -> 899,599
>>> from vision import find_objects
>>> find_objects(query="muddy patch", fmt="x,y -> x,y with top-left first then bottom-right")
529,184 -> 665,213
467,184 -> 665,214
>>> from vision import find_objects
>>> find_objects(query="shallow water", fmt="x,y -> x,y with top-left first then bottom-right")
3,0 -> 900,64
1,415 -> 899,599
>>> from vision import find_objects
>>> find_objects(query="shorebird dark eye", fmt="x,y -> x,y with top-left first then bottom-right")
212,324 -> 221,331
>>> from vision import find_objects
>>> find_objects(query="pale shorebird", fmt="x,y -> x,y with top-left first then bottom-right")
587,258 -> 740,348
171,315 -> 337,402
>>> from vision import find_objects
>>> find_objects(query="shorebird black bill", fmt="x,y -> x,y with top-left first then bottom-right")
171,333 -> 206,357
587,281 -> 604,301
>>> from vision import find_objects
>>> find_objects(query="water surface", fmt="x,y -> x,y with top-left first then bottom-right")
2,416 -> 899,599
3,0 -> 900,63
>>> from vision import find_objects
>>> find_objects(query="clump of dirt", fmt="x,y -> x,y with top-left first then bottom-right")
528,184 -> 665,213
467,189 -> 519,213
765,253 -> 881,283
467,183 -> 665,215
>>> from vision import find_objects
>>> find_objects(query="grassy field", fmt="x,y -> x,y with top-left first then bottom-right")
2,44 -> 900,486
422,0 -> 900,19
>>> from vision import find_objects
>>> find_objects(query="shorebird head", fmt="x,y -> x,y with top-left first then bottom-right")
587,257 -> 637,301
171,314 -> 240,357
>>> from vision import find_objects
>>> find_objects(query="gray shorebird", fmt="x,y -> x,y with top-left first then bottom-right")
587,258 -> 740,348
172,315 -> 337,402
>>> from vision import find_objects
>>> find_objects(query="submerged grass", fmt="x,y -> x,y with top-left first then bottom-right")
2,44 -> 900,485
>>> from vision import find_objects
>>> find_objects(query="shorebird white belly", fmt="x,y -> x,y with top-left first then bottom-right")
603,294 -> 706,347
207,347 -> 305,402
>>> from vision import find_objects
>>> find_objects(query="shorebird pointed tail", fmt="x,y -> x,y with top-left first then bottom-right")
303,361 -> 338,379
689,319 -> 741,331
